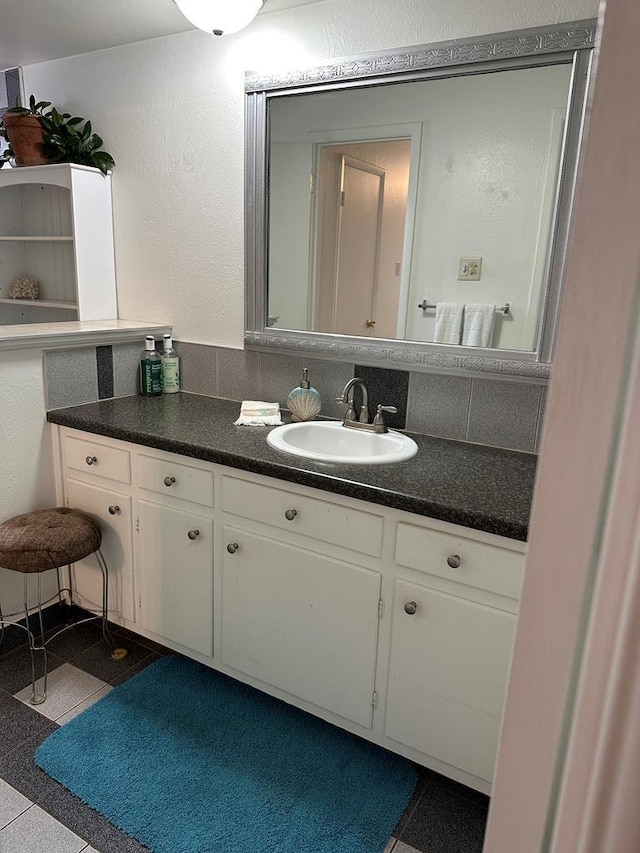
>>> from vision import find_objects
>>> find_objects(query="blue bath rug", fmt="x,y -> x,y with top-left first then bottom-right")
35,656 -> 417,853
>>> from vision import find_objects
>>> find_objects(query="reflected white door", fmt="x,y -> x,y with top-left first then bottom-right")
333,156 -> 385,336
314,140 -> 412,337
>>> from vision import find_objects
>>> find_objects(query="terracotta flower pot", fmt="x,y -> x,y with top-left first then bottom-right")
2,112 -> 52,166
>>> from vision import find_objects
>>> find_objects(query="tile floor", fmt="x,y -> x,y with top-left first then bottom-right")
0,609 -> 489,852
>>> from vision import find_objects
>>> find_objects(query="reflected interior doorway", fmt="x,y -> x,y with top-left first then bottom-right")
313,139 -> 411,338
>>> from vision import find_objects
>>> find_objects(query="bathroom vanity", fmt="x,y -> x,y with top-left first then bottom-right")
48,393 -> 536,794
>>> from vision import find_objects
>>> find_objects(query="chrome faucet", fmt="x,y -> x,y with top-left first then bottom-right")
336,378 -> 398,433
336,377 -> 370,424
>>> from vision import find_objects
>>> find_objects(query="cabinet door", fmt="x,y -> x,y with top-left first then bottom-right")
65,478 -> 135,623
385,579 -> 516,782
222,526 -> 381,727
137,500 -> 213,657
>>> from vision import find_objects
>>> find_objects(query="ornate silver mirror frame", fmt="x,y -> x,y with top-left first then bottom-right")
245,20 -> 596,379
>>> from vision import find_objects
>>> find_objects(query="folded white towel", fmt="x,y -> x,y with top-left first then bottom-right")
234,401 -> 283,426
434,302 -> 463,344
462,303 -> 496,347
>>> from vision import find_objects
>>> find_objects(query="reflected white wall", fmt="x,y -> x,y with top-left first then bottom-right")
268,64 -> 572,350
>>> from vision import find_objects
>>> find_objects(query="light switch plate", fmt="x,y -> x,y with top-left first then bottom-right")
458,257 -> 482,281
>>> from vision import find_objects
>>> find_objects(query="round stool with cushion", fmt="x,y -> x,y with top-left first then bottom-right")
0,507 -> 126,705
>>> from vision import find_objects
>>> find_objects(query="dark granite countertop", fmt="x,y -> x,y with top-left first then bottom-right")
47,393 -> 537,542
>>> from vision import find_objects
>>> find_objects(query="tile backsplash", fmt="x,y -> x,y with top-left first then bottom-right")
44,340 -> 547,453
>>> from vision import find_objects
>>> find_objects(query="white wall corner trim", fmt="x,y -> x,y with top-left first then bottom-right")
485,0 -> 640,849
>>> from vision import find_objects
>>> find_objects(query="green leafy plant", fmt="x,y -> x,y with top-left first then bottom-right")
3,94 -> 52,118
0,94 -> 115,175
40,107 -> 115,175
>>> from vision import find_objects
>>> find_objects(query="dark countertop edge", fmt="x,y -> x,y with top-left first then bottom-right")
46,410 -> 529,542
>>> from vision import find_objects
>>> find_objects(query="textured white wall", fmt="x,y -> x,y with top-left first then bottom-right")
22,0 -> 597,349
0,350 -> 57,615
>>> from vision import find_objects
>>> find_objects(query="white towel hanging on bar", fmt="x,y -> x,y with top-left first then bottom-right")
434,302 -> 463,344
462,303 -> 496,347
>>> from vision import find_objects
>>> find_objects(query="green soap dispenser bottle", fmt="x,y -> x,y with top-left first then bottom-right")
287,367 -> 321,422
139,336 -> 162,396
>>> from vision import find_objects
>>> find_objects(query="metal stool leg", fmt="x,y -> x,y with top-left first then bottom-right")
55,566 -> 69,610
24,574 -> 46,705
94,549 -> 127,662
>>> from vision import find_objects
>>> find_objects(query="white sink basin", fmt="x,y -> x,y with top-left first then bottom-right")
267,421 -> 418,465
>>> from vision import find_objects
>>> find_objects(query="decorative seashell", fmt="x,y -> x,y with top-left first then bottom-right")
288,390 -> 322,422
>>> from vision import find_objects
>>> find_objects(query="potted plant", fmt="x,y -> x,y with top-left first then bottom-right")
1,95 -> 115,175
0,96 -> 52,167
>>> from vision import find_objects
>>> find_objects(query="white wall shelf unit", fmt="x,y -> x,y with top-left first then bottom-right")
0,163 -> 117,325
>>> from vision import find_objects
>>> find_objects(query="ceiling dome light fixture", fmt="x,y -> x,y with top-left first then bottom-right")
174,0 -> 264,36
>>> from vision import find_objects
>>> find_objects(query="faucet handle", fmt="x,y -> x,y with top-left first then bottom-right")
335,395 -> 358,422
372,404 -> 398,432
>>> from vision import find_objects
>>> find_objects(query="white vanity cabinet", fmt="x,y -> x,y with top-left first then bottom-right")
222,526 -> 381,727
137,501 -> 213,657
136,452 -> 215,657
58,431 -> 136,623
52,424 -> 526,794
220,472 -> 385,727
0,164 -> 116,324
65,479 -> 135,623
386,524 -> 523,782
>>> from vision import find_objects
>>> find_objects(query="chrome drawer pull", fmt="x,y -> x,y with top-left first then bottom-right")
164,476 -> 176,487
227,542 -> 239,554
284,509 -> 298,521
108,505 -> 120,515
404,601 -> 418,615
187,529 -> 200,540
86,455 -> 98,466
447,554 -> 461,569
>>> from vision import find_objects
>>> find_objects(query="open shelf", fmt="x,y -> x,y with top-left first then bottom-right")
0,164 -> 116,323
0,298 -> 77,310
0,236 -> 74,242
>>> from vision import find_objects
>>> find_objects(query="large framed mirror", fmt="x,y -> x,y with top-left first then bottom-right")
245,21 -> 595,379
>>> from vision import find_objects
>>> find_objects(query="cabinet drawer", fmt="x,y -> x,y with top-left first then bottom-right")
64,434 -> 131,484
138,454 -> 214,508
221,476 -> 383,558
395,522 -> 524,599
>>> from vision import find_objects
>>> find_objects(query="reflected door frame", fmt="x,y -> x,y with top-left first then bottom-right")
306,124 -> 423,338
316,153 -> 386,336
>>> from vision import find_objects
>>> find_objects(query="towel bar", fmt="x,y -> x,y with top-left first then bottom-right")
417,300 -> 511,316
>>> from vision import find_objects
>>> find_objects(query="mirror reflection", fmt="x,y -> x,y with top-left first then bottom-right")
268,63 -> 573,351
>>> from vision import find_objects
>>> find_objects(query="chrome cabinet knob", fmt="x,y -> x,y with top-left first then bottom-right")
86,455 -> 98,466
227,542 -> 239,554
108,505 -> 120,515
164,476 -> 176,487
447,554 -> 461,569
404,601 -> 418,615
187,529 -> 200,540
284,509 -> 298,521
